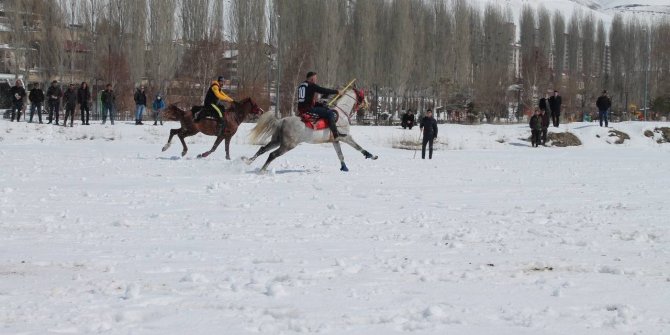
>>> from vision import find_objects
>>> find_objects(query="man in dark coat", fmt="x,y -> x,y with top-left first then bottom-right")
420,109 -> 438,159
101,84 -> 116,125
28,83 -> 45,123
548,90 -> 562,127
46,80 -> 62,124
9,79 -> 26,122
539,92 -> 551,115
134,86 -> 147,125
62,84 -> 77,127
540,108 -> 550,145
402,109 -> 415,129
78,82 -> 91,125
596,90 -> 611,127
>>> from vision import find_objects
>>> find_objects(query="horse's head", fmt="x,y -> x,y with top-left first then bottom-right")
354,88 -> 368,112
234,98 -> 264,116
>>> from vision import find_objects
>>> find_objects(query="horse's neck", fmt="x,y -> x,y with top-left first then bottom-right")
232,104 -> 248,123
333,90 -> 355,117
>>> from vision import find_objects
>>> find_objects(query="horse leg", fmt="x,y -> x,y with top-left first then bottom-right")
178,129 -> 197,157
224,137 -> 231,160
244,139 -> 280,165
340,135 -> 378,160
162,128 -> 180,151
332,141 -> 348,172
198,135 -> 225,159
260,144 -> 295,172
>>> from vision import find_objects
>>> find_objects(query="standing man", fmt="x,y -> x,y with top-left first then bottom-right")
9,79 -> 26,122
134,85 -> 147,125
420,109 -> 438,159
78,82 -> 91,125
548,90 -> 562,127
101,84 -> 116,125
596,90 -> 611,127
540,108 -> 550,146
297,71 -> 343,139
46,80 -> 62,125
28,83 -> 44,123
539,91 -> 551,116
62,83 -> 77,127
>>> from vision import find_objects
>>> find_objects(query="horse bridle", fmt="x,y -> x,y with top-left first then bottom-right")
332,90 -> 365,121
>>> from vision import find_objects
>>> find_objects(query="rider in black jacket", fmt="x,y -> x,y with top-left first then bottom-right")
297,71 -> 343,139
420,109 -> 438,159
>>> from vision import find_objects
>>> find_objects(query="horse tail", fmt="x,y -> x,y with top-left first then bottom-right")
249,111 -> 281,144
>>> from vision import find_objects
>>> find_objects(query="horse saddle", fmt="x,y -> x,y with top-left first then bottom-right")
192,105 -> 223,121
300,110 -> 339,130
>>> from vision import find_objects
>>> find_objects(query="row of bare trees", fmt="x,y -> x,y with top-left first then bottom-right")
4,0 -> 670,120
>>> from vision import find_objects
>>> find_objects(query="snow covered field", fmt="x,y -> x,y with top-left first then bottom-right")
1,120 -> 669,334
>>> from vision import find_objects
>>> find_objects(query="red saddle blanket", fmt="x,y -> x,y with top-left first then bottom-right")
300,113 -> 334,130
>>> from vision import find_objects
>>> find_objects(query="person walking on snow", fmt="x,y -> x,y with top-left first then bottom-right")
46,80 -> 62,125
420,109 -> 438,159
62,84 -> 77,127
529,108 -> 542,147
540,108 -> 550,146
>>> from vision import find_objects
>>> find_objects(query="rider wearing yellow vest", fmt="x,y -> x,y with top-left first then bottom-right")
196,76 -> 234,135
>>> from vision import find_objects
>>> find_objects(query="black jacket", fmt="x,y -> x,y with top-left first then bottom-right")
541,112 -> 550,128
134,89 -> 147,105
297,81 -> 338,113
548,95 -> 561,114
539,98 -> 549,112
10,85 -> 26,104
46,85 -> 62,102
596,95 -> 611,111
78,87 -> 91,105
29,88 -> 45,104
63,89 -> 77,108
101,89 -> 115,106
420,116 -> 438,139
529,114 -> 542,130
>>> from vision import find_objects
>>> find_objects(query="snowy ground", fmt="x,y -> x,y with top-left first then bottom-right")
1,120 -> 669,334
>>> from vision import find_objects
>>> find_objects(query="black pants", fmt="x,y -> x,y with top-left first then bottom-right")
48,100 -> 60,123
63,105 -> 75,126
422,136 -> 434,159
531,130 -> 541,147
552,113 -> 560,127
310,106 -> 340,137
80,103 -> 90,124
541,128 -> 548,145
10,102 -> 23,121
29,103 -> 43,123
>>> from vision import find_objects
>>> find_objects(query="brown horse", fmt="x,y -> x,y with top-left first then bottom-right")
162,98 -> 262,159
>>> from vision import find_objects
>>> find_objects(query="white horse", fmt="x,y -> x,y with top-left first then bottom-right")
244,88 -> 378,172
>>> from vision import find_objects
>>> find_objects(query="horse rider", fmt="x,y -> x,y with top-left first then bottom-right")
195,76 -> 234,135
297,71 -> 345,139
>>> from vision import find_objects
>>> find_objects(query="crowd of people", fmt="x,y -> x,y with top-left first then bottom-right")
7,79 -> 167,126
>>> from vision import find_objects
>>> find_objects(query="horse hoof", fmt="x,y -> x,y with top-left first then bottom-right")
198,152 -> 209,159
340,164 -> 349,172
162,144 -> 170,152
226,156 -> 231,160
181,151 -> 187,157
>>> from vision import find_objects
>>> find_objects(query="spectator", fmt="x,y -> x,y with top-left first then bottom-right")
9,79 -> 26,122
134,85 -> 147,125
596,90 -> 611,127
62,84 -> 77,127
529,108 -> 542,147
548,90 -> 562,127
539,92 -> 551,115
78,82 -> 91,125
540,108 -> 550,146
28,83 -> 44,123
46,80 -> 62,125
402,109 -> 415,129
419,109 -> 438,159
101,84 -> 116,125
152,93 -> 165,126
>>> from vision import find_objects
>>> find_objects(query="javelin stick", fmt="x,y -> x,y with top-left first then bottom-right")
328,78 -> 357,107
